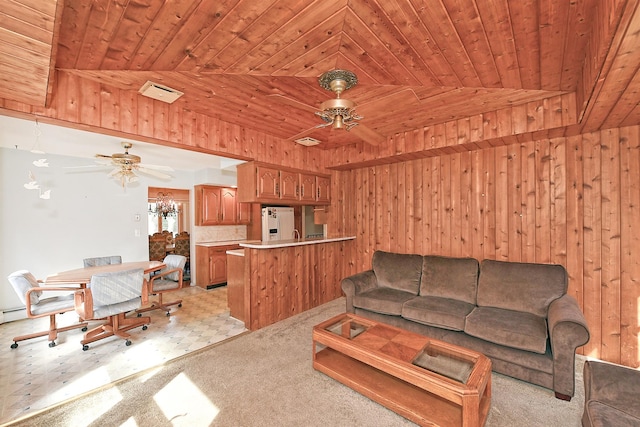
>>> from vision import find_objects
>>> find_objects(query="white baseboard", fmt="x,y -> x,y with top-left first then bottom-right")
1,308 -> 26,323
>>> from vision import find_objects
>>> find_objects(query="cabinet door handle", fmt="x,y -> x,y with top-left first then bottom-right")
275,182 -> 279,196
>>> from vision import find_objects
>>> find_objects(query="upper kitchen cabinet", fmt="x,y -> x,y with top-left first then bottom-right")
237,161 -> 331,205
316,175 -> 330,204
195,185 -> 250,225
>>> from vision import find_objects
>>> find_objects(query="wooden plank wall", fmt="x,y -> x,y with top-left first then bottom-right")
0,71 -> 326,173
245,240 -> 354,330
329,125 -> 640,368
325,93 -> 578,170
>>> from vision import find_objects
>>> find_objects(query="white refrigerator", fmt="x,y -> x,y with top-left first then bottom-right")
261,207 -> 295,241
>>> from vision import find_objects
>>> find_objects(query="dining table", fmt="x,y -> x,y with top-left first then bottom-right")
45,260 -> 166,287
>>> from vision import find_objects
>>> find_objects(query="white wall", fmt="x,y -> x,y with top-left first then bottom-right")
0,145 -> 240,318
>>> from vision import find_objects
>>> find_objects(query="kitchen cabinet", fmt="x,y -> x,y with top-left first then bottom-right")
316,175 -> 331,204
219,188 -> 237,225
299,173 -> 317,203
195,243 -> 240,288
237,161 -> 331,205
226,250 -> 247,323
238,202 -> 252,224
195,185 -> 251,225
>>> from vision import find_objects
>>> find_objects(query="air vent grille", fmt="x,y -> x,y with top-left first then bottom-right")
295,137 -> 321,146
139,81 -> 183,103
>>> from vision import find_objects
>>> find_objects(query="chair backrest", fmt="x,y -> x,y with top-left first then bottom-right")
7,270 -> 42,305
162,230 -> 174,245
162,255 -> 187,281
89,268 -> 144,306
83,255 -> 123,268
173,232 -> 190,258
149,234 -> 166,261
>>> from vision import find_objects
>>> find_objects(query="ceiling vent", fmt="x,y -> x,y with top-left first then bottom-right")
295,137 -> 321,146
139,81 -> 184,103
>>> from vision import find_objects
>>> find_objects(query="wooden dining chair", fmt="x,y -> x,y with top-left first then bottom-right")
7,270 -> 88,348
74,268 -> 150,350
137,254 -> 187,317
148,234 -> 166,261
173,232 -> 190,279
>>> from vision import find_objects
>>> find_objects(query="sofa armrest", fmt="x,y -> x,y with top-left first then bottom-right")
583,360 -> 640,420
341,270 -> 377,313
547,294 -> 590,398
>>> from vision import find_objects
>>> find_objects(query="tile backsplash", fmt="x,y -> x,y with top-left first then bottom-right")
193,225 -> 247,243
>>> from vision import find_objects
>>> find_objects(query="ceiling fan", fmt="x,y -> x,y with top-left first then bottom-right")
68,142 -> 174,187
271,69 -> 388,146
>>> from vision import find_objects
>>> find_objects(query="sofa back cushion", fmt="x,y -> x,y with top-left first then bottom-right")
419,256 -> 479,304
477,259 -> 567,317
372,250 -> 422,295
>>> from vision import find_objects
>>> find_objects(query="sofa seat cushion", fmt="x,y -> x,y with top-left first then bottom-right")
353,287 -> 417,316
584,401 -> 640,427
465,307 -> 548,354
402,296 -> 475,331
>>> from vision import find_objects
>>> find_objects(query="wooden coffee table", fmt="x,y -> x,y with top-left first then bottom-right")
313,313 -> 492,427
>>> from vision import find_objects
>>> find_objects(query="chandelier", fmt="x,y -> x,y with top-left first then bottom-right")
149,192 -> 179,218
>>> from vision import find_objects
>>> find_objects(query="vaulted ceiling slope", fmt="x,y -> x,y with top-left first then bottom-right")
1,0 -> 639,149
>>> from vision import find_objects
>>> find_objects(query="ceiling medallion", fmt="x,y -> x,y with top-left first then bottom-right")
318,70 -> 358,93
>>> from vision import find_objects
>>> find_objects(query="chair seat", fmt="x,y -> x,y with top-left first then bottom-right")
92,298 -> 142,319
30,294 -> 75,316
152,278 -> 181,292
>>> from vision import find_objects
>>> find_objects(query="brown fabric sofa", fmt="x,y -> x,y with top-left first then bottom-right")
582,360 -> 640,426
341,250 -> 590,400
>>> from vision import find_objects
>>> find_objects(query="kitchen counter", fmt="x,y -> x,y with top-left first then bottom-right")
195,240 -> 248,247
239,236 -> 355,249
226,249 -> 245,256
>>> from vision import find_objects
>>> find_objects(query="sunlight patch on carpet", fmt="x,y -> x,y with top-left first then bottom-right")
154,373 -> 219,425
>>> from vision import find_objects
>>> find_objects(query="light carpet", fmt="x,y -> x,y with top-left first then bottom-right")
4,297 -> 585,427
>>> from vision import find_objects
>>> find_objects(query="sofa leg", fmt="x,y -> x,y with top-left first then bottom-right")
554,392 -> 571,401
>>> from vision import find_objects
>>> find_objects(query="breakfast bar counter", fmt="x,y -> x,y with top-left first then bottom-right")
239,236 -> 355,249
231,236 -> 356,330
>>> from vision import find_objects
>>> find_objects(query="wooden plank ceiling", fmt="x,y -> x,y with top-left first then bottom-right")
2,0 -> 639,149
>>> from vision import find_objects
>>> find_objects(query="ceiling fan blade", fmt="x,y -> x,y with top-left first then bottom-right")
95,154 -> 113,159
64,164 -> 108,169
138,163 -> 174,172
138,167 -> 172,180
107,168 -> 122,177
268,94 -> 319,114
348,123 -> 386,146
287,126 -> 321,142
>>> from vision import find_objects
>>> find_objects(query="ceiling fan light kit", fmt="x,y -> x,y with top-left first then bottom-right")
94,142 -> 174,187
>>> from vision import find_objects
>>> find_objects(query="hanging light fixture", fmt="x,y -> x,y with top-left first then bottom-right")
315,69 -> 362,130
149,192 -> 179,218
